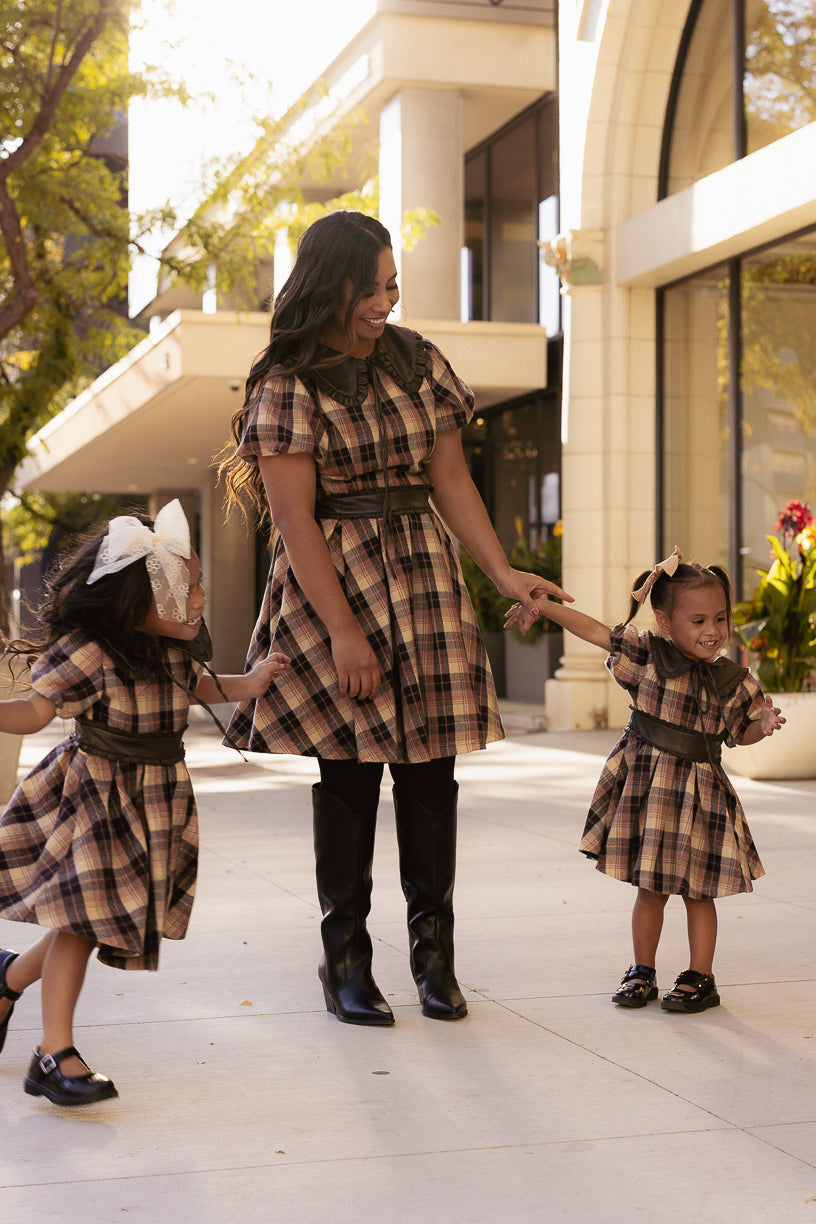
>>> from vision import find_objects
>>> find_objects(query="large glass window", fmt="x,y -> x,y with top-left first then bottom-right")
662,0 -> 816,196
462,388 -> 561,553
660,230 -> 816,597
463,95 -> 559,328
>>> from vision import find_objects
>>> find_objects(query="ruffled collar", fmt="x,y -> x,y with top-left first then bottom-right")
309,325 -> 428,408
649,632 -> 747,698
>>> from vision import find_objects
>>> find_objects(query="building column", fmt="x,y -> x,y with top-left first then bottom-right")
199,481 -> 257,675
379,88 -> 464,321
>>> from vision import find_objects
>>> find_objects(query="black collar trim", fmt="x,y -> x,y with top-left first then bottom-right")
309,325 -> 428,407
648,633 -> 747,698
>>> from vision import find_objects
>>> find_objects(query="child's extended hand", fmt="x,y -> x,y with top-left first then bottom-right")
504,586 -> 553,636
245,651 -> 290,696
757,695 -> 785,737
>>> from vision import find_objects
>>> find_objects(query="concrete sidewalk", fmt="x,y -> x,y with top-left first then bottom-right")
1,710 -> 815,1222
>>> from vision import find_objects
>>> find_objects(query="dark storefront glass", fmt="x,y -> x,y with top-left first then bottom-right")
464,95 -> 559,329
660,230 -> 816,598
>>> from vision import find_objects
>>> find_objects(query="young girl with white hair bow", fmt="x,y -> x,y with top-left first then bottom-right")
0,500 -> 288,1107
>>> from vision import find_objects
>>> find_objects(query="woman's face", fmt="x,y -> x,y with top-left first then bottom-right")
325,246 -> 399,357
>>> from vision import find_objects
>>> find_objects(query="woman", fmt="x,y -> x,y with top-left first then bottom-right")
220,210 -> 569,1026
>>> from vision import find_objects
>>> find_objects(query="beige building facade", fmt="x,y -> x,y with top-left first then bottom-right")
16,0 -> 816,728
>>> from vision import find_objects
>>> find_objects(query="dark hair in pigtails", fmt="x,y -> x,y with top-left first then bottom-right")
623,572 -> 652,625
625,559 -> 733,630
8,512 -> 165,681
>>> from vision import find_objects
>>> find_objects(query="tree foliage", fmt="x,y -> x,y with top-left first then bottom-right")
0,1 -> 439,635
0,0 -> 148,631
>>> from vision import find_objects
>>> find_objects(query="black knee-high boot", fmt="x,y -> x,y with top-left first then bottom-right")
393,784 -> 468,1020
312,783 -> 394,1027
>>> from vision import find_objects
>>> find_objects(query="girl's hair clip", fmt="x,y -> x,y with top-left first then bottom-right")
632,546 -> 682,604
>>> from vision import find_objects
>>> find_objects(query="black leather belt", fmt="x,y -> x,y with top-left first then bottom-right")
627,707 -> 724,765
72,717 -> 186,765
314,486 -> 433,519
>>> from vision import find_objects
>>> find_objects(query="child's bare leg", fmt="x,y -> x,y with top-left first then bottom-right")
631,888 -> 669,973
681,896 -> 717,986
39,932 -> 94,1076
0,930 -> 58,1023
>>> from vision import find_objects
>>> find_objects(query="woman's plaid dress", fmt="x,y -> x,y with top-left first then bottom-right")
0,633 -> 201,970
580,623 -> 766,899
225,326 -> 504,763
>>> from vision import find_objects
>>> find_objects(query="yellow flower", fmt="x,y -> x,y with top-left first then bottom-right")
796,525 -> 816,553
552,519 -> 563,538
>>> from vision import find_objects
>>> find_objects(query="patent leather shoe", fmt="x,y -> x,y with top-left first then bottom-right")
24,1046 -> 118,1106
0,949 -> 21,1055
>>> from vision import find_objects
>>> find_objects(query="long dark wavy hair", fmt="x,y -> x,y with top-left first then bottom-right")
623,561 -> 733,631
5,513 -> 183,682
218,210 -> 393,522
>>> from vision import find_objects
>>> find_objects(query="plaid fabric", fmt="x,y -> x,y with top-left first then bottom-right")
226,332 -> 504,762
0,633 -> 201,970
580,623 -> 766,899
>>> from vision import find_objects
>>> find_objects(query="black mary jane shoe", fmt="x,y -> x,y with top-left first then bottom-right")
661,970 -> 720,1014
24,1047 -> 118,1107
612,963 -> 658,1008
0,949 -> 22,1055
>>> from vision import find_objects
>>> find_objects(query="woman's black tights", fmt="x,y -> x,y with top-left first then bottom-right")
317,756 -> 456,816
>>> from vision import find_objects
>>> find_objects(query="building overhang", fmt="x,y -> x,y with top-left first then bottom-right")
615,124 -> 816,289
17,312 -> 548,494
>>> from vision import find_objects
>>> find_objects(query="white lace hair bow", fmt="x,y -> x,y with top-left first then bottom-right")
87,499 -> 192,623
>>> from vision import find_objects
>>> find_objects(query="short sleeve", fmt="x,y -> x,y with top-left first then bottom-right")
31,634 -> 106,717
606,623 -> 650,691
424,340 -> 475,433
723,671 -> 768,748
236,375 -> 326,462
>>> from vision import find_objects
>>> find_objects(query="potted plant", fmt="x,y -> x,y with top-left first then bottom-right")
504,519 -> 564,703
727,499 -> 816,778
459,548 -> 509,697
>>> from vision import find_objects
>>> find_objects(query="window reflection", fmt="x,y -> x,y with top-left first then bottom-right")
463,95 -> 558,326
664,0 -> 816,196
745,1 -> 816,153
661,229 -> 816,597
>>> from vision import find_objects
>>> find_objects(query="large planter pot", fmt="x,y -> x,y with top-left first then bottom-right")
723,690 -> 816,780
505,632 -> 563,703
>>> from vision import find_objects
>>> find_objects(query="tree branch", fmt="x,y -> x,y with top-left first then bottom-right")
0,1 -> 117,186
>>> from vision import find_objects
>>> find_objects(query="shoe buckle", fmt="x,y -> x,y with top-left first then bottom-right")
39,1052 -> 57,1074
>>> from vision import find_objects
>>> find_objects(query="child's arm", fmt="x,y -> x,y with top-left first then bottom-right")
739,695 -> 785,745
505,593 -> 613,652
0,692 -> 57,735
194,651 -> 290,706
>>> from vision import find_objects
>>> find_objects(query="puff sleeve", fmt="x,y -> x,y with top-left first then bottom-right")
236,375 -> 327,464
423,340 -> 476,433
605,623 -> 650,693
30,634 -> 106,718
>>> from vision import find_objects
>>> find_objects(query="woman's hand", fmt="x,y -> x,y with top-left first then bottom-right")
498,571 -> 572,636
331,627 -> 382,701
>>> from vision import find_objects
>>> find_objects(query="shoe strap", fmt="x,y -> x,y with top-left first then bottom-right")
38,1046 -> 82,1074
674,969 -> 713,989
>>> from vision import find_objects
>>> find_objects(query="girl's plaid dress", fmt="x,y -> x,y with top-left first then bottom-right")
580,623 -> 766,899
0,632 -> 201,970
225,326 -> 504,763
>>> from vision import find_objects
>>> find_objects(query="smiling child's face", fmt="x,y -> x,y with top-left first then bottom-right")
139,551 -> 206,641
654,582 -> 728,662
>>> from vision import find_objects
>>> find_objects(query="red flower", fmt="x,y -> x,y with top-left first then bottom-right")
775,499 -> 812,537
